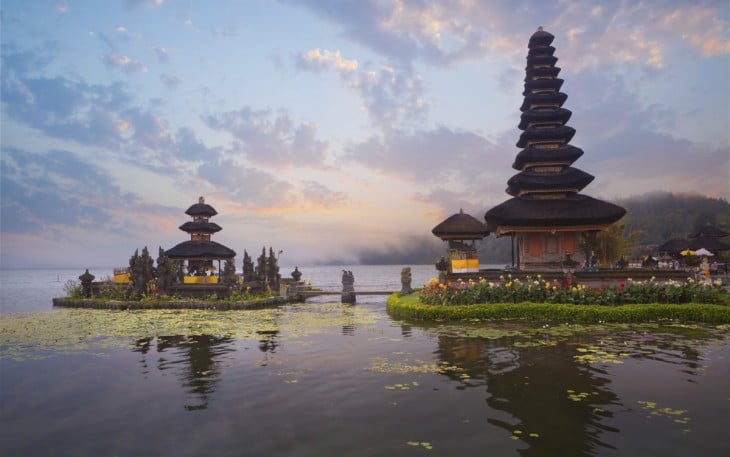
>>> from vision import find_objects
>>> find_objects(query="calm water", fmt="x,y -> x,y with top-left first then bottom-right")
1,266 -> 729,457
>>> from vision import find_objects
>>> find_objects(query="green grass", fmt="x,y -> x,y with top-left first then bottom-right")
387,293 -> 730,323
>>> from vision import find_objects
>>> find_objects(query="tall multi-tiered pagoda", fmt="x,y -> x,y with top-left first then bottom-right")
166,196 -> 236,281
485,28 -> 625,270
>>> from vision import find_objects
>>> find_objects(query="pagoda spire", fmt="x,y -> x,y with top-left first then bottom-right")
484,28 -> 625,270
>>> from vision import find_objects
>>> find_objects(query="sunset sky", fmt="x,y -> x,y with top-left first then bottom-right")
1,0 -> 728,268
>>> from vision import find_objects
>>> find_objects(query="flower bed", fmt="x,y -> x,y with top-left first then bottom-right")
386,294 -> 730,323
419,275 -> 728,307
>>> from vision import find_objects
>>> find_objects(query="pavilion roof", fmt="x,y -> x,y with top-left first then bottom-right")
432,209 -> 489,241
657,238 -> 689,254
688,237 -> 730,252
689,226 -> 729,238
485,195 -> 626,232
179,221 -> 222,233
165,240 -> 236,259
185,196 -> 218,217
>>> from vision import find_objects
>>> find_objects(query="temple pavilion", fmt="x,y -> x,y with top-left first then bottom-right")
485,28 -> 626,270
165,196 -> 236,283
432,209 -> 490,273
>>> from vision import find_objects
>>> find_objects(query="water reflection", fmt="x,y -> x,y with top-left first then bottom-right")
435,334 -> 620,456
132,335 -> 236,411
430,324 -> 728,456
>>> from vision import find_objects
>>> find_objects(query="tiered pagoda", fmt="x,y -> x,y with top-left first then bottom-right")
485,28 -> 626,270
165,196 -> 236,282
432,209 -> 489,273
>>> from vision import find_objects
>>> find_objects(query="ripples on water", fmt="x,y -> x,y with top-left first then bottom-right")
1,267 -> 729,456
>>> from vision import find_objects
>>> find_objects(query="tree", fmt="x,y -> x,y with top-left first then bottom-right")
156,247 -> 180,294
129,246 -> 155,298
223,258 -> 237,286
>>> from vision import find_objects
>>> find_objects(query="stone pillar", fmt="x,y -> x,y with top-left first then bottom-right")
341,270 -> 355,304
400,267 -> 412,294
79,269 -> 95,298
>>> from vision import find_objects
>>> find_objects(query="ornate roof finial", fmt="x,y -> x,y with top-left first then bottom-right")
459,208 -> 464,214
537,26 -> 543,32
199,196 -> 205,204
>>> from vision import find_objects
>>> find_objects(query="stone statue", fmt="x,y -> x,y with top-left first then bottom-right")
400,267 -> 412,294
291,266 -> 302,281
78,269 -> 95,298
341,270 -> 355,304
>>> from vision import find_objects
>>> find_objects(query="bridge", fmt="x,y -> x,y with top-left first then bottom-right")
301,290 -> 395,297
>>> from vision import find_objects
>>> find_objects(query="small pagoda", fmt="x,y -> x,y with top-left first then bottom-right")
165,196 -> 236,282
432,209 -> 490,273
485,28 -> 626,270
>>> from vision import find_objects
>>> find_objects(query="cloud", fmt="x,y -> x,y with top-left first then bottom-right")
203,107 -> 329,167
197,158 -> 292,205
299,180 -> 349,207
1,147 -> 129,235
296,48 -> 358,73
288,0 -> 729,71
125,0 -> 165,8
160,74 -> 180,88
296,48 -> 426,129
152,46 -> 169,63
103,53 -> 148,73
344,126 -> 507,183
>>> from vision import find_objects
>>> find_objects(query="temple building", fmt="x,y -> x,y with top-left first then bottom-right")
485,28 -> 625,270
165,196 -> 236,283
432,209 -> 490,273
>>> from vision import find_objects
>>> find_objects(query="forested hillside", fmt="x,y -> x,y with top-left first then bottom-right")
617,192 -> 730,254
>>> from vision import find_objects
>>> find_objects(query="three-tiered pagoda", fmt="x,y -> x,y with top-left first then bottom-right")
165,196 -> 236,281
485,28 -> 625,270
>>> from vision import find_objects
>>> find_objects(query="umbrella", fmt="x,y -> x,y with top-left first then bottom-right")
680,249 -> 695,256
694,248 -> 714,256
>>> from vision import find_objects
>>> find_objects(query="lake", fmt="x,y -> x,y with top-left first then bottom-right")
1,266 -> 729,456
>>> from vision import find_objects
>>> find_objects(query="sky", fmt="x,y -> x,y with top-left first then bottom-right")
1,0 -> 728,269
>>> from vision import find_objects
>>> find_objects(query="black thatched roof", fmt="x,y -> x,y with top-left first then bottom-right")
688,237 -> 730,252
179,221 -> 222,233
512,144 -> 583,170
507,167 -> 593,196
516,125 -> 575,148
522,78 -> 564,96
518,107 -> 572,130
657,238 -> 690,254
485,195 -> 626,231
519,92 -> 568,113
185,197 -> 218,217
432,209 -> 489,241
528,27 -> 555,47
690,226 -> 729,238
165,241 -> 236,259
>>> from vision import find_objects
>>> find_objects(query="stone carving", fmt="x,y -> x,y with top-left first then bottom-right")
291,266 -> 302,281
242,250 -> 254,281
341,270 -> 355,304
400,267 -> 412,294
78,269 -> 95,298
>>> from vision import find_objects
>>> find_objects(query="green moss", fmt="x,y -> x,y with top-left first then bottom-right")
387,294 -> 730,323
